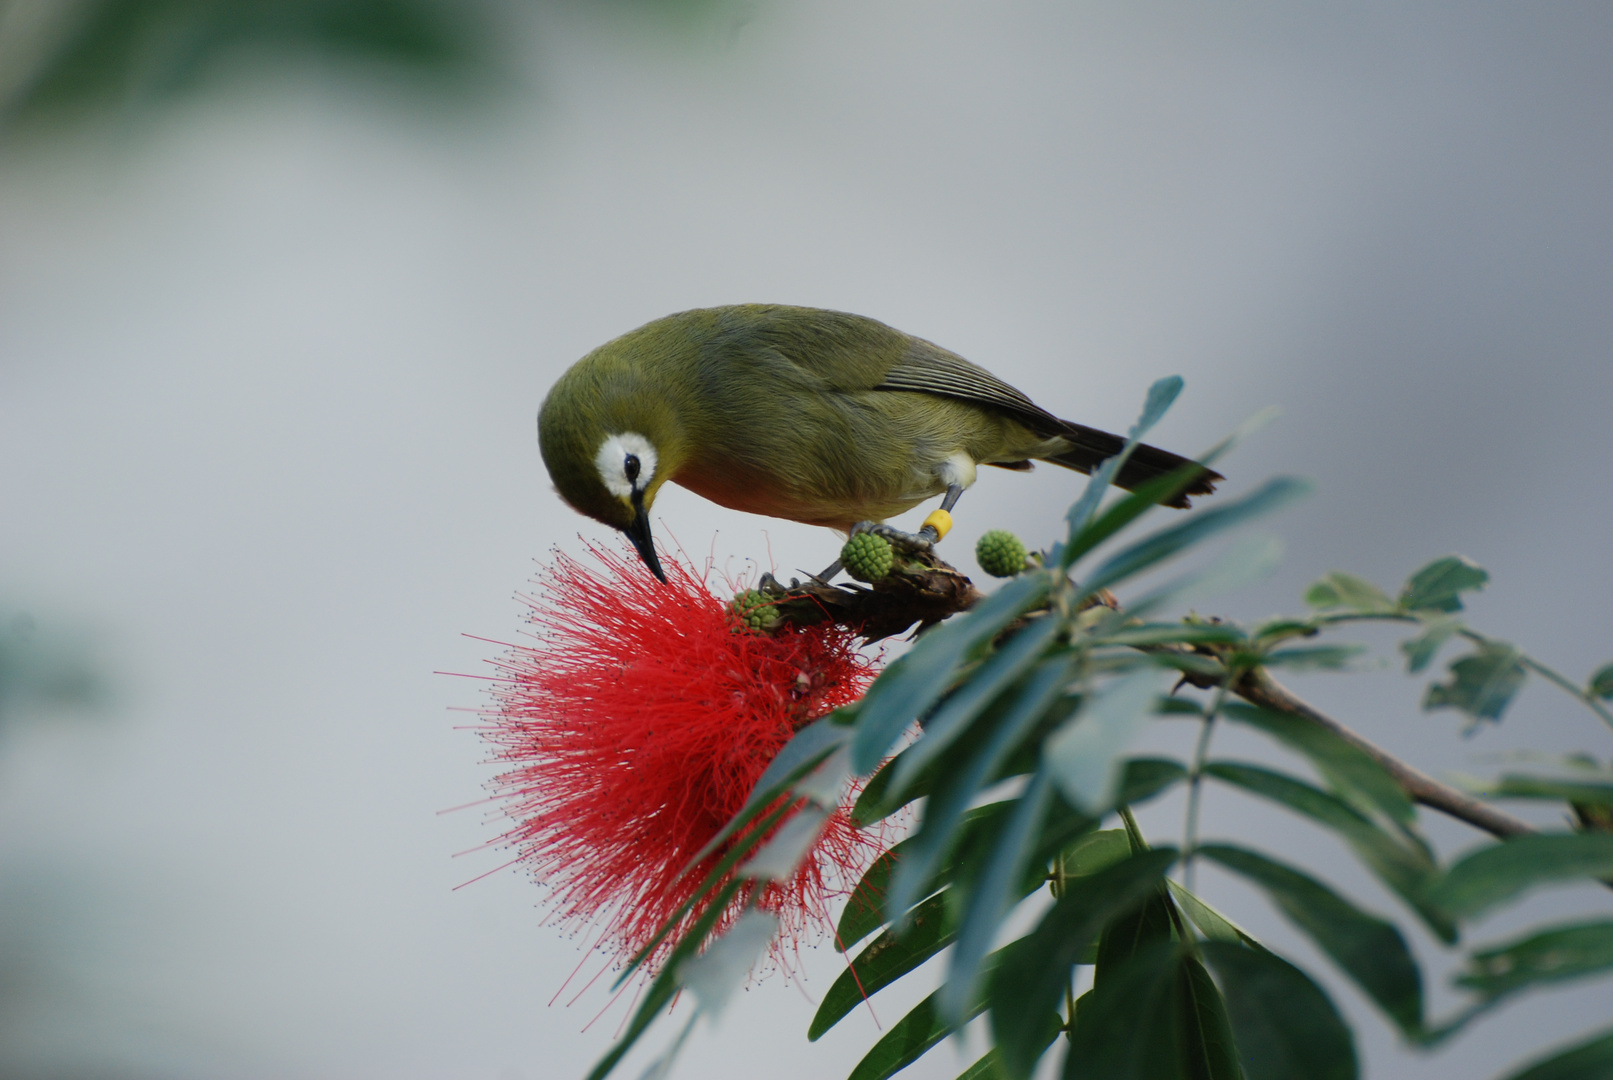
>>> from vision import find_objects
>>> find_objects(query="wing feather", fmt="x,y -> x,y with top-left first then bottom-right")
874,338 -> 1065,434
704,305 -> 1219,506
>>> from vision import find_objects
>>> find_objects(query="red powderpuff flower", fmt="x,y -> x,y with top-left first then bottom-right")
480,541 -> 886,972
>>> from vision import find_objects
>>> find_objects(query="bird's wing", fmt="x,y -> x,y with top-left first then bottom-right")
707,305 -> 1218,506
871,334 -> 1219,508
872,336 -> 1067,435
714,305 -> 1067,432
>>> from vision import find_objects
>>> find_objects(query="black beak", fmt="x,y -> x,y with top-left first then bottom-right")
624,495 -> 667,583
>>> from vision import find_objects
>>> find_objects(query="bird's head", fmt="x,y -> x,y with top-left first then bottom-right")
538,334 -> 692,583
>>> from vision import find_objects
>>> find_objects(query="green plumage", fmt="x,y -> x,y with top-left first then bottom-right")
538,304 -> 1218,555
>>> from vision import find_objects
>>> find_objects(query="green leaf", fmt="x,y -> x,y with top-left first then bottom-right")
1062,829 -> 1132,876
1424,642 -> 1528,723
1202,941 -> 1357,1080
1221,702 -> 1417,829
687,716 -> 849,868
1118,757 -> 1190,806
851,571 -> 1051,772
681,909 -> 778,1019
1167,880 -> 1260,947
1094,882 -> 1177,987
1400,555 -> 1489,613
1479,774 -> 1613,806
1060,942 -> 1180,1080
1304,571 -> 1397,614
11,0 -> 493,128
1143,648 -> 1227,680
1028,795 -> 1107,881
1081,477 -> 1310,597
1201,844 -> 1423,1034
811,890 -> 955,1041
1400,615 -> 1463,674
851,680 -> 1085,829
751,713 -> 853,800
1259,644 -> 1367,671
836,800 -> 1023,952
1177,951 -> 1245,1080
1062,460 -> 1217,571
1429,833 -> 1613,921
1062,944 -> 1241,1080
892,616 -> 1065,793
1094,622 -> 1249,648
1204,761 -> 1451,941
1251,616 -> 1322,646
1496,1025 -> 1613,1080
887,657 -> 1077,919
991,849 -> 1179,1079
955,1051 -> 1010,1080
1046,667 -> 1174,815
1061,405 -> 1279,571
584,879 -> 745,1080
739,805 -> 829,881
837,846 -> 901,952
845,992 -> 961,1080
620,798 -> 799,986
849,750 -> 915,827
847,946 -> 1038,1080
1063,375 -> 1184,540
1135,533 -> 1288,616
942,770 -> 1054,1023
1589,663 -> 1613,701
1457,919 -> 1613,1001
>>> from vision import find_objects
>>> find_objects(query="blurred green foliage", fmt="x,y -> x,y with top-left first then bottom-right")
582,381 -> 1613,1080
0,0 -> 727,135
0,0 -> 501,129
0,611 -> 104,726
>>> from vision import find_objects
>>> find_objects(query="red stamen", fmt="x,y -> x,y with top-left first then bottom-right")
478,542 -> 892,976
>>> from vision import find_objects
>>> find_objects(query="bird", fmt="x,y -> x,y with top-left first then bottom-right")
537,304 -> 1218,582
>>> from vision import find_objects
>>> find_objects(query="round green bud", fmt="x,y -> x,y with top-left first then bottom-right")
729,589 -> 781,632
841,532 -> 895,583
975,530 -> 1027,578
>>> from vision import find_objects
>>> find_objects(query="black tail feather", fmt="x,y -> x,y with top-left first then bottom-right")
1045,422 -> 1221,509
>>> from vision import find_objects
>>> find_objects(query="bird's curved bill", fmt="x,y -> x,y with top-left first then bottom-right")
624,500 -> 667,583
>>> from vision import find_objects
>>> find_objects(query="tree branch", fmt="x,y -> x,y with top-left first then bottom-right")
753,548 -> 983,642
1233,667 -> 1536,839
761,549 -> 1540,842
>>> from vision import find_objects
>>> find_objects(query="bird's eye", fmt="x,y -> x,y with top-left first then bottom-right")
624,454 -> 641,484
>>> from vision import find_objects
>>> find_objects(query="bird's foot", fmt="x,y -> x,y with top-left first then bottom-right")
849,520 -> 938,553
756,571 -> 801,596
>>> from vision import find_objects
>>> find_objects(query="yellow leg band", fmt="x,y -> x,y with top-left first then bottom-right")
922,509 -> 953,541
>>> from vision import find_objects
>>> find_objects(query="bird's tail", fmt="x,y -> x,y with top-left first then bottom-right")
1045,423 -> 1220,509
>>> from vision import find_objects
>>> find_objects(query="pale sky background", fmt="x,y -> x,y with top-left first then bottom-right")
3,3 -> 1612,1079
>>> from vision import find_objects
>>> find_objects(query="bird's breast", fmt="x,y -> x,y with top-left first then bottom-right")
672,454 -> 940,531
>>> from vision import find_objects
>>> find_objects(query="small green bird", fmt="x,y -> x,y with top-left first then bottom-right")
538,304 -> 1218,582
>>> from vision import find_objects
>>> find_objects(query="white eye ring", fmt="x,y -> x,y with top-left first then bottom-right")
595,432 -> 657,498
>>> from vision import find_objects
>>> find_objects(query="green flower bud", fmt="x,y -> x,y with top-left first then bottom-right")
841,532 -> 895,583
975,530 -> 1027,578
729,589 -> 781,632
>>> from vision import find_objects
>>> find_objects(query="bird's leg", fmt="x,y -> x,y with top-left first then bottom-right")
847,484 -> 967,553
920,483 -> 965,542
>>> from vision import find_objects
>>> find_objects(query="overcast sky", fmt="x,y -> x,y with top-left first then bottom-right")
3,3 -> 1612,1079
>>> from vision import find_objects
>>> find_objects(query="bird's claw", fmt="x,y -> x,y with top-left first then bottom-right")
756,572 -> 798,596
850,521 -> 937,553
